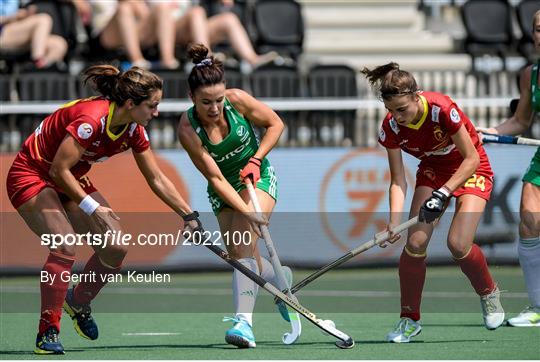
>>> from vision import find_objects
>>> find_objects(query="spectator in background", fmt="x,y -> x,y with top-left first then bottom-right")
74,0 -> 179,69
148,1 -> 278,71
0,0 -> 67,68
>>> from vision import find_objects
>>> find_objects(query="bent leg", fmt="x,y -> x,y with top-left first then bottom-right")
17,188 -> 76,335
145,3 -> 178,67
208,13 -> 258,64
0,13 -> 52,61
43,35 -> 67,66
449,194 -> 503,329
62,191 -> 125,306
219,188 -> 275,326
449,194 -> 495,296
100,2 -> 148,65
175,6 -> 209,47
399,186 -> 434,321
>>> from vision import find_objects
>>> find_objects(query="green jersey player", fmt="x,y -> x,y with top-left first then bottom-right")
178,43 -> 292,347
479,10 -> 540,327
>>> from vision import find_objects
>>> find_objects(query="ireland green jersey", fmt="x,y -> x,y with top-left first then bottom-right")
187,98 -> 278,214
523,61 -> 540,186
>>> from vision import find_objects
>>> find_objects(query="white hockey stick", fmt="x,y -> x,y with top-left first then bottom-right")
246,181 -> 302,345
290,216 -> 419,294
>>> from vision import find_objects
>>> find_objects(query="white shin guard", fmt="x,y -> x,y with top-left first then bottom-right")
518,237 -> 540,308
233,257 -> 259,326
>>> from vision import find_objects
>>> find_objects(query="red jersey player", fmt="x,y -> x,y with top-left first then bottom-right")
6,65 -> 202,354
361,62 -> 505,343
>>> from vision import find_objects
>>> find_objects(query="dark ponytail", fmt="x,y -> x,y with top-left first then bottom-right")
82,64 -> 162,106
361,62 -> 418,100
187,43 -> 225,94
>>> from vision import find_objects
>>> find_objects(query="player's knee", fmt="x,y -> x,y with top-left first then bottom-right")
116,1 -> 134,16
446,237 -> 471,258
228,244 -> 252,260
34,13 -> 52,28
406,236 -> 428,254
221,12 -> 240,27
188,6 -> 206,19
519,211 -> 540,237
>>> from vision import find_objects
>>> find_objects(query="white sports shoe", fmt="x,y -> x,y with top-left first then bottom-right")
480,287 -> 505,330
386,317 -> 422,343
507,306 -> 540,327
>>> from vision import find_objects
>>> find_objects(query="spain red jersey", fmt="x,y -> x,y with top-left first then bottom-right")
377,91 -> 492,177
20,97 -> 150,178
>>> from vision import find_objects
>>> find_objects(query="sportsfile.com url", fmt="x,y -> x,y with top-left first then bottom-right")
40,230 -> 252,249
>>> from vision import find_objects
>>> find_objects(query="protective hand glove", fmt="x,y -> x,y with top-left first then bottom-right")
182,211 -> 203,242
239,157 -> 262,184
419,187 -> 450,223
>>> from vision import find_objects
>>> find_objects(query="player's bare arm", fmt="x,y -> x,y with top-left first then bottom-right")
225,88 -> 284,160
382,147 -> 407,246
481,66 -> 534,136
178,115 -> 266,232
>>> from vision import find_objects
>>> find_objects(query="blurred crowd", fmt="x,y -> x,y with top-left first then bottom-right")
0,0 -> 280,72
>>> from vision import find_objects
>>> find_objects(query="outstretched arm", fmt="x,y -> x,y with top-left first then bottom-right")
387,147 -> 407,223
479,66 -> 534,136
133,148 -> 193,217
177,113 -> 267,232
178,113 -> 253,215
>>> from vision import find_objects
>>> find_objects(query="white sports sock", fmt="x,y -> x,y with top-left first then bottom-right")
233,257 -> 259,326
518,237 -> 540,308
259,257 -> 275,281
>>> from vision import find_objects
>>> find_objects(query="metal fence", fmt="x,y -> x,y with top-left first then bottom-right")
0,70 -> 524,151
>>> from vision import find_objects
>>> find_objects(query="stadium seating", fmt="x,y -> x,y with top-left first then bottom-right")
461,0 -> 514,70
307,64 -> 357,146
250,64 -> 302,146
252,0 -> 304,61
516,0 -> 540,61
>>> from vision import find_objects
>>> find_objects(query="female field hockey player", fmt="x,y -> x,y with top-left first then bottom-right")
6,64 -> 202,354
362,62 -> 505,343
478,10 -> 540,327
178,43 -> 289,348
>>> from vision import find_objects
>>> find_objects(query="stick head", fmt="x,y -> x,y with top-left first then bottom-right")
335,337 -> 355,349
282,331 -> 299,344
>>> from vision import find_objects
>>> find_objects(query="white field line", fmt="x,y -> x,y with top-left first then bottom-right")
122,332 -> 182,336
1,286 -> 527,298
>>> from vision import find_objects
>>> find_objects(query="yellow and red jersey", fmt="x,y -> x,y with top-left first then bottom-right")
378,91 -> 492,178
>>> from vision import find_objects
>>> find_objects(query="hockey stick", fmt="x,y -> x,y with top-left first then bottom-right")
245,181 -> 302,345
481,133 -> 540,146
290,216 -> 419,295
191,229 -> 355,349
